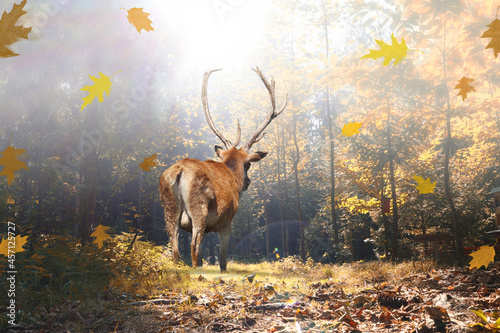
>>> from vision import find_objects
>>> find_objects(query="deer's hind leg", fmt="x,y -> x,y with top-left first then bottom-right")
184,198 -> 209,268
164,205 -> 181,262
160,171 -> 182,263
189,211 -> 207,268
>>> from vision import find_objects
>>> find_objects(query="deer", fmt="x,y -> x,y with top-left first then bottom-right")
159,67 -> 287,272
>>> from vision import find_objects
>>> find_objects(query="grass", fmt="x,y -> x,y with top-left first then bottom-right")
0,234 -> 439,331
165,256 -> 437,298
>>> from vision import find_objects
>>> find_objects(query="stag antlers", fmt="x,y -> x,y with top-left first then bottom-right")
201,67 -> 288,151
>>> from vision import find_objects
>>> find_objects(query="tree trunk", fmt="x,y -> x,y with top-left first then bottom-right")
277,128 -> 287,256
35,142 -> 44,234
292,107 -> 305,261
76,107 -> 98,244
282,127 -> 291,257
347,223 -> 354,261
260,163 -> 270,261
380,174 -> 390,257
387,110 -> 399,261
321,0 -> 339,253
441,14 -> 465,260
138,169 -> 143,230
208,234 -> 216,265
77,152 -> 96,244
444,113 -> 464,258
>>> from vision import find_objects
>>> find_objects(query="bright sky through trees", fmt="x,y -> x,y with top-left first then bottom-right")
162,0 -> 271,70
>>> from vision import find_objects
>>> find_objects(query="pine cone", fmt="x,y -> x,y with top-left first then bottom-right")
377,293 -> 408,309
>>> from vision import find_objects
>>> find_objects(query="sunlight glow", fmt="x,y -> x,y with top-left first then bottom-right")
161,0 -> 270,70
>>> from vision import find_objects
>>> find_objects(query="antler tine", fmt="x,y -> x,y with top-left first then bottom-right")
201,68 -> 232,149
233,120 -> 241,147
244,67 -> 288,151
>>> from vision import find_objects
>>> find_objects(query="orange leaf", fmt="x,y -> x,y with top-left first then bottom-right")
481,18 -> 500,58
454,77 -> 475,101
90,224 -> 112,249
139,153 -> 158,171
342,121 -> 362,137
412,175 -> 436,194
122,8 -> 154,33
468,245 -> 496,269
0,0 -> 32,58
0,235 -> 28,256
0,137 -> 28,185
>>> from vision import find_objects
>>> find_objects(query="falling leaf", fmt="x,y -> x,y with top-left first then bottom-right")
139,153 -> 158,171
122,7 -> 154,33
468,245 -> 496,269
0,137 -> 28,185
412,175 -> 436,194
481,18 -> 500,58
90,224 -> 112,249
361,33 -> 422,66
80,72 -> 120,111
0,0 -> 32,58
342,121 -> 362,137
454,77 -> 475,101
0,235 -> 28,256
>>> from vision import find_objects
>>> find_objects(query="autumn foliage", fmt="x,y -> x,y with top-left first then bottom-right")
0,0 -> 499,331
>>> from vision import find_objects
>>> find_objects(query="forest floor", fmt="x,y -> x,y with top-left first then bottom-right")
6,259 -> 500,333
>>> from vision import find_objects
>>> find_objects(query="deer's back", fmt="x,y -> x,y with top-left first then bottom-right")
159,158 -> 240,221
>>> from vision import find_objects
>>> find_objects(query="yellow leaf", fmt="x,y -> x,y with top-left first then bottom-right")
0,0 -> 32,58
80,72 -> 120,111
454,77 -> 475,101
342,121 -> 362,137
361,33 -> 422,66
90,224 -> 112,249
468,245 -> 496,269
0,138 -> 28,185
139,153 -> 158,171
412,175 -> 436,194
0,235 -> 28,256
122,7 -> 154,33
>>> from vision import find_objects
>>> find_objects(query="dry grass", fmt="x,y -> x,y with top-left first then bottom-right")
107,235 -> 437,299
320,259 -> 436,293
158,256 -> 437,297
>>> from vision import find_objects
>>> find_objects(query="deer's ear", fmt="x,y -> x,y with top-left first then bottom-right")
247,151 -> 267,162
214,145 -> 225,159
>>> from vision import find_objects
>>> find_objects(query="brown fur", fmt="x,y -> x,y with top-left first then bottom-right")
159,147 -> 266,272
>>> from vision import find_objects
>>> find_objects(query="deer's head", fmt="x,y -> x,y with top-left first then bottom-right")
202,68 -> 287,192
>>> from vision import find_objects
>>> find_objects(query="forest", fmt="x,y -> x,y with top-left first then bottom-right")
1,0 -> 500,332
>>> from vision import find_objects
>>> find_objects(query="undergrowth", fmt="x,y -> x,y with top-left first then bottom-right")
0,232 -> 436,331
0,232 -> 187,330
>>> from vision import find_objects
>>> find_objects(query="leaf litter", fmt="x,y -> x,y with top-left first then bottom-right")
7,260 -> 500,332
